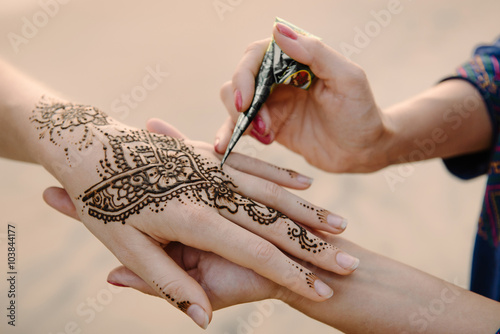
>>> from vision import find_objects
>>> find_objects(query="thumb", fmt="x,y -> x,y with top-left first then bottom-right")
273,23 -> 366,91
43,186 -> 79,220
146,118 -> 187,139
114,234 -> 213,330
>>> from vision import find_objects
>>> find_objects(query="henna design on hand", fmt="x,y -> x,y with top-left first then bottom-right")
298,201 -> 330,226
30,96 -> 111,165
287,260 -> 318,290
153,280 -> 191,312
31,97 -> 333,254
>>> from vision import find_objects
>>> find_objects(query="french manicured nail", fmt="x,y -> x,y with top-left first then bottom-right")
314,279 -> 334,298
327,214 -> 347,230
187,304 -> 210,330
252,115 -> 266,135
296,174 -> 313,185
250,128 -> 273,145
107,280 -> 128,288
234,90 -> 243,112
276,23 -> 298,40
336,252 -> 360,271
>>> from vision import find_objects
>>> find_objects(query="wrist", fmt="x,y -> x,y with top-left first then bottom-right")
29,97 -> 123,179
350,106 -> 395,173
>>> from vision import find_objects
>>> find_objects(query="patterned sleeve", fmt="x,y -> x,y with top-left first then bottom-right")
440,38 -> 500,180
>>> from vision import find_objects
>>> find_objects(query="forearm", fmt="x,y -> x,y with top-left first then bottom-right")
380,79 -> 491,166
282,237 -> 500,333
0,58 -> 57,163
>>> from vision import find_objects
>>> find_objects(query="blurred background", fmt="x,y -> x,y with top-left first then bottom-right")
0,0 -> 499,333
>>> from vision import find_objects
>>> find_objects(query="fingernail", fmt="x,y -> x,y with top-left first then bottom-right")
187,304 -> 210,329
327,214 -> 347,230
276,23 -> 298,40
252,115 -> 266,135
214,137 -> 220,152
250,128 -> 274,145
336,252 -> 360,271
107,280 -> 128,288
314,280 -> 334,298
296,174 -> 313,185
234,90 -> 243,112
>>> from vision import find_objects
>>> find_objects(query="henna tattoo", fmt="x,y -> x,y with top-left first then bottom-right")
31,96 -> 333,253
271,165 -> 296,178
153,280 -> 191,313
297,201 -> 330,226
30,96 -> 111,165
287,260 -> 318,289
305,272 -> 319,288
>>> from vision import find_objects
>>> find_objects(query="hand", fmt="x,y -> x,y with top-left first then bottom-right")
45,188 -> 500,333
43,186 -> 277,310
216,23 -> 392,173
43,187 -> 339,311
34,99 -> 358,329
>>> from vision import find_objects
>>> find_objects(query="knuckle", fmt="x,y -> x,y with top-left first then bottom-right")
219,81 -> 233,100
180,206 -> 206,224
253,240 -> 277,266
347,64 -> 368,84
243,38 -> 270,56
263,181 -> 282,203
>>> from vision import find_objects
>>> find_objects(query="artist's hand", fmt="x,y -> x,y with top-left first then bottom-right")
217,23 -> 392,173
37,102 -> 358,329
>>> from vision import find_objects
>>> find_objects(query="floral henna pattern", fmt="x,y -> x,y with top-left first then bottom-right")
31,96 -> 333,253
30,96 -> 111,165
30,95 -> 110,146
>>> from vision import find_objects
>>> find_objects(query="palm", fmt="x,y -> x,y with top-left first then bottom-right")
265,80 -> 384,172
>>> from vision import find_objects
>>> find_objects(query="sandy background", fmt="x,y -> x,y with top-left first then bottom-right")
0,0 -> 499,333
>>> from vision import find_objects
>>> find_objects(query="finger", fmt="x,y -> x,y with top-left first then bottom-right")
231,38 -> 271,112
273,23 -> 367,91
219,79 -> 276,151
174,212 -> 334,302
146,118 -> 187,139
226,165 -> 347,234
43,186 -> 79,220
211,188 -> 357,276
110,229 -> 212,329
217,150 -> 313,190
107,266 -> 158,296
214,116 -> 237,154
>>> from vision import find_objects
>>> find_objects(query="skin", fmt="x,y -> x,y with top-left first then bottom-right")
211,22 -> 498,331
216,24 -> 491,173
0,59 -> 359,329
45,177 -> 500,333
